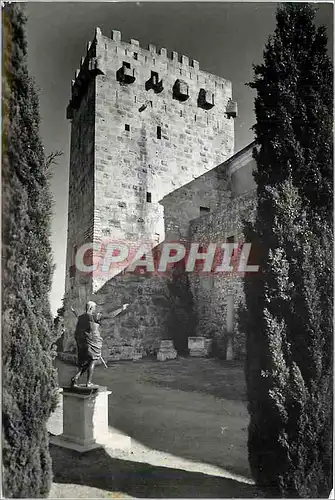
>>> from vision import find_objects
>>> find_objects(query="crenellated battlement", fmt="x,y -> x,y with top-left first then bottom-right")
66,27 -> 238,120
109,28 -> 200,69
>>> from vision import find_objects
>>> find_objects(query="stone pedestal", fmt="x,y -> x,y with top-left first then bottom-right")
157,340 -> 177,361
49,386 -> 131,453
188,337 -> 212,357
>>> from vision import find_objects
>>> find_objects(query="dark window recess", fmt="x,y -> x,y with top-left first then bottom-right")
200,206 -> 210,215
116,61 -> 136,84
145,71 -> 164,93
125,124 -> 130,131
151,71 -> 158,84
198,88 -> 215,110
133,52 -> 138,60
173,79 -> 190,102
227,236 -> 236,256
157,126 -> 162,139
72,245 -> 78,265
146,192 -> 152,203
149,101 -> 153,107
69,265 -> 76,279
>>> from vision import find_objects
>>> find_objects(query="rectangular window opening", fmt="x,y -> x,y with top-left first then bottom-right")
151,71 -> 159,84
146,192 -> 152,203
157,126 -> 162,139
149,100 -> 153,107
200,206 -> 210,215
125,124 -> 130,132
72,245 -> 78,265
133,52 -> 138,60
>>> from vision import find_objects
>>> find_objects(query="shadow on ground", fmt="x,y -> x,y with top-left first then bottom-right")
50,446 -> 259,498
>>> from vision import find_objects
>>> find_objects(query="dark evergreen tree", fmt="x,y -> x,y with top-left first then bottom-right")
167,259 -> 198,354
2,4 -> 58,497
243,3 -> 333,497
53,300 -> 65,352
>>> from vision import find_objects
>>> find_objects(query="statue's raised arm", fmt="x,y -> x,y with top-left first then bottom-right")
109,303 -> 130,320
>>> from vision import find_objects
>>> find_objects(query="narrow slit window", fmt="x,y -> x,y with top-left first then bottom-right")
146,192 -> 152,203
125,124 -> 130,131
227,235 -> 236,256
133,52 -> 138,60
157,126 -> 162,139
200,206 -> 210,215
151,71 -> 159,84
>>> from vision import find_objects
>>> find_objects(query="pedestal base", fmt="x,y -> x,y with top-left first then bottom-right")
48,386 -> 131,453
49,434 -> 103,453
49,430 -> 131,453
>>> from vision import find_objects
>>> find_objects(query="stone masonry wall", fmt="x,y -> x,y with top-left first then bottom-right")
63,76 -> 96,350
63,27 -> 237,354
188,189 -> 257,358
160,163 -> 231,241
92,28 -> 235,290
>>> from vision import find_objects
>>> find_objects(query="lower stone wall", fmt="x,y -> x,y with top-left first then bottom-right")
60,190 -> 257,362
95,272 -> 171,360
188,190 -> 257,359
61,261 -> 197,360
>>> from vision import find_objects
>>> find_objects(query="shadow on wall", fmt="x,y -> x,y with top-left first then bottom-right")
50,446 -> 259,498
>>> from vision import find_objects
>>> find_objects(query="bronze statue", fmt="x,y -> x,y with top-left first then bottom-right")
70,300 -> 129,387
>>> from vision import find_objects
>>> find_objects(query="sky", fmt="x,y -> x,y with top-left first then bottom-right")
25,1 -> 333,316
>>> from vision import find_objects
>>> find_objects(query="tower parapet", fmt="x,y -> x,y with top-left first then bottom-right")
66,27 -> 237,121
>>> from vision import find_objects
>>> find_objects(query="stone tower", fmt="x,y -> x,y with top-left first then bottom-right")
63,27 -> 236,343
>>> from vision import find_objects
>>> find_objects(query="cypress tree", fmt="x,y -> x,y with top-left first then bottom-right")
2,4 -> 58,497
243,3 -> 333,497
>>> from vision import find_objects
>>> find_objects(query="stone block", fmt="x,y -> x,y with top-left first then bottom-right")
188,336 -> 212,357
188,336 -> 205,350
157,339 -> 177,361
